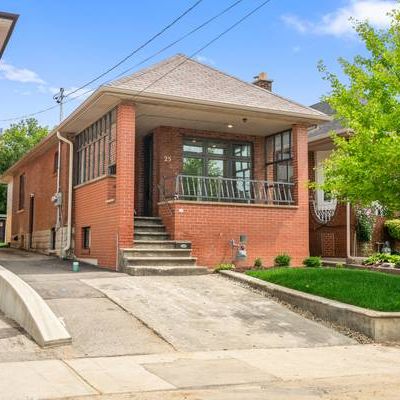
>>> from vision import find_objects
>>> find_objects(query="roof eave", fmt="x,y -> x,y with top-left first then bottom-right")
0,11 -> 19,59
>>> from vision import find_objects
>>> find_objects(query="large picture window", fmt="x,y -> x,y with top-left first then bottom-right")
265,130 -> 293,183
182,138 -> 252,180
75,109 -> 117,185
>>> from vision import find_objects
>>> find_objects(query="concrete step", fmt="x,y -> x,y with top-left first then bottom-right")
134,232 -> 169,241
122,248 -> 192,258
124,265 -> 209,276
134,217 -> 163,226
125,256 -> 197,267
133,240 -> 192,249
134,225 -> 166,233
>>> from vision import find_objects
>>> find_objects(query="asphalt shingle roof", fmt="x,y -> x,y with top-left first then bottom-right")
309,101 -> 347,140
107,54 -> 327,119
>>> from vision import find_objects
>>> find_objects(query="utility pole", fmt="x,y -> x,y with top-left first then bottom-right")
53,88 -> 65,255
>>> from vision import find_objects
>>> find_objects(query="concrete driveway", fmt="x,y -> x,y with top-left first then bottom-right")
83,274 -> 354,351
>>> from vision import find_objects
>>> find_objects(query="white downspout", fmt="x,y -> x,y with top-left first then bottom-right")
56,131 -> 73,256
346,202 -> 351,261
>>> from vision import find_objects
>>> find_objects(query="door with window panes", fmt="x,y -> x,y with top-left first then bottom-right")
182,138 -> 252,201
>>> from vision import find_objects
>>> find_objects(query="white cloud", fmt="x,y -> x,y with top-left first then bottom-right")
194,55 -> 216,65
0,61 -> 46,84
282,0 -> 399,37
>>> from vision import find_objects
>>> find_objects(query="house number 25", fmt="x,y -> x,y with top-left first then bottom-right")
164,155 -> 172,162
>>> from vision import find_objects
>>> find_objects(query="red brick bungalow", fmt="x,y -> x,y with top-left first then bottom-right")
0,55 -> 329,271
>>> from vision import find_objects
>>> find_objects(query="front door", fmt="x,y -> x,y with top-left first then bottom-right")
143,134 -> 153,216
28,195 -> 35,249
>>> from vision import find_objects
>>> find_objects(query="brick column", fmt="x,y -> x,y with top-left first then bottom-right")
292,124 -> 309,207
116,102 -> 136,249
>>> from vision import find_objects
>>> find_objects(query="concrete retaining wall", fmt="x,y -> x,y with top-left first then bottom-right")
0,265 -> 71,347
220,270 -> 400,342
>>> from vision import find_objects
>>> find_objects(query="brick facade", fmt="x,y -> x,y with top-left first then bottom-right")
10,140 -> 69,253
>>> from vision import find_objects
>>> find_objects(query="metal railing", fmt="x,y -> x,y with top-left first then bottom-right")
159,174 -> 294,205
311,200 -> 337,223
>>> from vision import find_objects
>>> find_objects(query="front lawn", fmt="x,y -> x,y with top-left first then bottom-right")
247,268 -> 400,312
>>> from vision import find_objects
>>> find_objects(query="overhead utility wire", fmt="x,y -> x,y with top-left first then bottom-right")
64,0 -> 204,98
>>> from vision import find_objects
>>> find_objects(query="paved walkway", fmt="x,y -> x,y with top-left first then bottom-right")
0,248 -> 400,399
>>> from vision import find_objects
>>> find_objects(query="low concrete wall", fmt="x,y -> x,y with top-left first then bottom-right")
220,270 -> 400,342
0,265 -> 71,347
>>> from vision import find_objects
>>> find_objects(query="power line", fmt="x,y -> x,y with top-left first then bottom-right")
64,0 -> 204,99
0,0 -> 243,123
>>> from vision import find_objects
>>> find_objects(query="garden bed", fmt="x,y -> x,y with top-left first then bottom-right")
220,268 -> 400,342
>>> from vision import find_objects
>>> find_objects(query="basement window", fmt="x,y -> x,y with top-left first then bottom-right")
82,227 -> 91,250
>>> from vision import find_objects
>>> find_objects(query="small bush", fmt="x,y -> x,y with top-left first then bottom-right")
274,253 -> 291,267
385,219 -> 400,240
253,258 -> 263,269
214,263 -> 235,272
303,256 -> 322,268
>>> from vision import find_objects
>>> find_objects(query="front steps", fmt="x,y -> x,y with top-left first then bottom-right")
122,217 -> 208,276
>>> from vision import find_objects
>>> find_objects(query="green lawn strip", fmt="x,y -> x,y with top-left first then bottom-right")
247,268 -> 400,312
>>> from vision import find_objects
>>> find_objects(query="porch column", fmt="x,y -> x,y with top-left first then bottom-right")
116,102 -> 136,249
292,124 -> 309,207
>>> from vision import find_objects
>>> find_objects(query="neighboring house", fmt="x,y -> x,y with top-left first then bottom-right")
308,101 -> 384,258
0,54 -> 329,270
0,214 -> 6,243
0,11 -> 18,59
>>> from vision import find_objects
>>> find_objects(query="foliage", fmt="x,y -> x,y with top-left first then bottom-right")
362,252 -> 400,265
214,263 -> 235,272
253,257 -> 263,269
0,119 -> 48,213
247,267 -> 400,311
317,8 -> 400,213
335,263 -> 345,268
274,253 -> 291,267
385,219 -> 400,240
356,208 -> 375,242
303,256 -> 322,268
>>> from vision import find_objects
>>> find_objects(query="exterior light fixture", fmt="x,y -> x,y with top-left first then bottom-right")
227,124 -> 234,129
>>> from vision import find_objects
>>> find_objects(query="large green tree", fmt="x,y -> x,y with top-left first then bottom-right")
318,7 -> 400,212
0,118 -> 48,213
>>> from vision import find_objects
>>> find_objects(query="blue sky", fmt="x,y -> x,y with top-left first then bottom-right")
0,0 -> 398,130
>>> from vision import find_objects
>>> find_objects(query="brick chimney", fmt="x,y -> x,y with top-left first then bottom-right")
253,72 -> 273,91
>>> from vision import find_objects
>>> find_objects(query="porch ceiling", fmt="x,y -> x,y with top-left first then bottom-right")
135,103 -> 296,137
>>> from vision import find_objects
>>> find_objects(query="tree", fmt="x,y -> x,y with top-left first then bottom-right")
0,118 -> 49,213
318,7 -> 400,213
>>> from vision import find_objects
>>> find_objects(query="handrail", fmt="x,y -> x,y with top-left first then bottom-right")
160,174 -> 294,205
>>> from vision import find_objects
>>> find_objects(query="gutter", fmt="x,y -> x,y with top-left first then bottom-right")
56,131 -> 73,257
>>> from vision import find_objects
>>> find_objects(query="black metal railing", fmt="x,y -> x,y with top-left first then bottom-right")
159,174 -> 294,205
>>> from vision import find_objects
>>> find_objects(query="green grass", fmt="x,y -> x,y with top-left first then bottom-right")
247,268 -> 400,312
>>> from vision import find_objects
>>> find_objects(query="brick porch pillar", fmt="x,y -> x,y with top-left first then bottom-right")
116,102 -> 136,249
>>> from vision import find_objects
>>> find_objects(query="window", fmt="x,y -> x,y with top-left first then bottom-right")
182,138 -> 252,180
18,173 -> 25,210
82,227 -> 91,249
265,130 -> 293,183
53,151 -> 59,173
75,109 -> 117,185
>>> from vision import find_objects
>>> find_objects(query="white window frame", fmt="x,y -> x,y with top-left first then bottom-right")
315,150 -> 337,210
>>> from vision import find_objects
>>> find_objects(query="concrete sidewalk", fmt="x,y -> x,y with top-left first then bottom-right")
1,344 -> 400,399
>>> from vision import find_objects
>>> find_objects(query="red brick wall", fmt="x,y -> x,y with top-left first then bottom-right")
116,102 -> 136,248
10,140 -> 70,248
158,124 -> 309,267
159,201 -> 308,267
74,176 -> 117,268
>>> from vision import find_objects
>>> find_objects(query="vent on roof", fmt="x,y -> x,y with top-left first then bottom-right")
253,72 -> 273,91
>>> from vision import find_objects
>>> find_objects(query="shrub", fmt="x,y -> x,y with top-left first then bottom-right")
253,258 -> 263,269
214,263 -> 235,272
303,256 -> 322,268
274,253 -> 291,267
335,263 -> 345,268
356,208 -> 375,242
362,253 -> 400,265
385,219 -> 400,240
